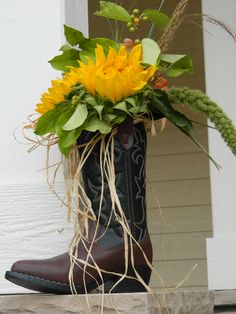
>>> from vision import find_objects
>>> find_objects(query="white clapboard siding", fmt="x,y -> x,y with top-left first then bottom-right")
203,0 -> 236,290
0,183 -> 73,294
0,0 -> 89,294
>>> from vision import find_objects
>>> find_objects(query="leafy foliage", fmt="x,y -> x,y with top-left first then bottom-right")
143,10 -> 170,30
49,25 -> 119,71
160,54 -> 193,77
64,25 -> 88,47
149,90 -> 193,133
49,49 -> 81,72
35,85 -> 152,156
95,1 -> 132,22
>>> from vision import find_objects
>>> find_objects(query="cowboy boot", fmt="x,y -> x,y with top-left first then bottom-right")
5,118 -> 153,294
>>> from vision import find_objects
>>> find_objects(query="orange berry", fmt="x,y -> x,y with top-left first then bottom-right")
123,38 -> 135,48
153,78 -> 168,89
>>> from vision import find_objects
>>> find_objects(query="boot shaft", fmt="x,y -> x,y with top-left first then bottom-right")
78,120 -> 147,242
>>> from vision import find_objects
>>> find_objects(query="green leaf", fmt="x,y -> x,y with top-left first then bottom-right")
63,104 -> 88,130
49,49 -> 80,71
125,97 -> 136,107
138,105 -> 149,114
85,95 -> 104,118
85,95 -> 98,107
92,38 -> 120,52
55,108 -> 74,136
114,101 -> 128,112
141,38 -> 160,65
35,109 -> 57,135
35,103 -> 71,136
113,115 -> 127,124
143,10 -> 170,30
151,90 -> 193,133
85,117 -> 112,134
59,128 -> 82,148
94,105 -> 104,118
129,105 -> 149,115
64,25 -> 87,47
160,54 -> 193,77
60,44 -> 71,52
95,1 -> 132,22
79,41 -> 98,63
104,113 -> 117,122
79,37 -> 119,63
58,142 -> 72,156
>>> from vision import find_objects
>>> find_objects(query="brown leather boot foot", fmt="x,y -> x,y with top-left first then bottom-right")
5,232 -> 152,294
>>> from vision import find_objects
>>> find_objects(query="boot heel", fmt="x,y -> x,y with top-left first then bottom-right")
104,266 -> 152,293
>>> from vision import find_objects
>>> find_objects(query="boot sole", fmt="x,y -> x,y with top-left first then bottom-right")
5,271 -> 94,294
5,266 -> 151,294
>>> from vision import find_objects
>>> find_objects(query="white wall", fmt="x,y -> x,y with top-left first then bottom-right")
202,0 -> 236,290
0,0 -> 88,293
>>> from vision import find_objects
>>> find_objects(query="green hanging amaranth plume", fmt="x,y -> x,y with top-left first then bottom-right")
167,87 -> 236,155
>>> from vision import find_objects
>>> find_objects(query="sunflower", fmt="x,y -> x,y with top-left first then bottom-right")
73,44 -> 156,103
36,80 -> 71,114
36,44 -> 156,114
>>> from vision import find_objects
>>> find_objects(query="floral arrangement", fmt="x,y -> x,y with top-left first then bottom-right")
33,0 -> 236,163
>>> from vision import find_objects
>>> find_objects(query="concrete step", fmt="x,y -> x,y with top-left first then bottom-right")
0,291 -> 214,314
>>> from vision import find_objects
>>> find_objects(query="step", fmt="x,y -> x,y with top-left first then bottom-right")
0,291 -> 214,314
214,290 -> 236,314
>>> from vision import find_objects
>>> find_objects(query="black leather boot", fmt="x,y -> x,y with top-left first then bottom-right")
5,118 -> 153,294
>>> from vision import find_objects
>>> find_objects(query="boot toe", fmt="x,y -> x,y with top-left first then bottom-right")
6,255 -> 72,294
11,259 -> 33,275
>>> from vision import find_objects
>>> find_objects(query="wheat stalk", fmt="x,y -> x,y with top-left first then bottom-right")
158,0 -> 190,52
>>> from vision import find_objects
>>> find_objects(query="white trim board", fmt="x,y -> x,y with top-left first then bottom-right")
207,237 -> 236,290
65,0 -> 89,34
202,0 -> 236,290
